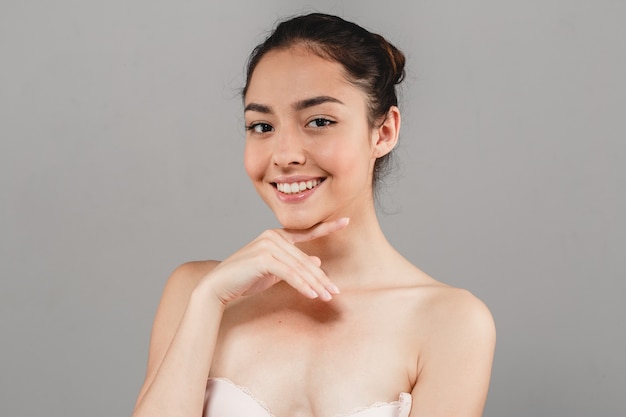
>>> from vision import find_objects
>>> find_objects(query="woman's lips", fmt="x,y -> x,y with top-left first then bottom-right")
271,177 -> 326,202
274,178 -> 324,194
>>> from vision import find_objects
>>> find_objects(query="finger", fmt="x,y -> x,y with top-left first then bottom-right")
283,217 -> 350,244
261,236 -> 336,300
254,228 -> 342,298
225,238 -> 320,299
309,256 -> 321,267
258,260 -> 320,300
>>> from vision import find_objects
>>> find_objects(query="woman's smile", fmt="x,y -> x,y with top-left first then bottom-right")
271,177 -> 326,203
273,177 -> 325,195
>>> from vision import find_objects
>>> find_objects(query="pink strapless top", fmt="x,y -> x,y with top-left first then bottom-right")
203,378 -> 411,417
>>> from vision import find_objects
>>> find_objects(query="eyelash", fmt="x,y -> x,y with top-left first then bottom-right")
306,118 -> 336,128
245,118 -> 336,134
245,122 -> 273,134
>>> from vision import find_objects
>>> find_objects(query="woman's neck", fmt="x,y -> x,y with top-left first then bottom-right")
294,210 -> 400,288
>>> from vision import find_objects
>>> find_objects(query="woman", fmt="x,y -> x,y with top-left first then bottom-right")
133,13 -> 495,417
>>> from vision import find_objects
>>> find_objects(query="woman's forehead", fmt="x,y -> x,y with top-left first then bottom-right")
245,48 -> 365,109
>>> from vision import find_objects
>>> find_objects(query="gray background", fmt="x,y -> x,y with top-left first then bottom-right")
1,1 -> 624,416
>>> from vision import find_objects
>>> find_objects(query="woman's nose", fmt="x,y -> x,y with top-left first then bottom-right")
272,128 -> 306,166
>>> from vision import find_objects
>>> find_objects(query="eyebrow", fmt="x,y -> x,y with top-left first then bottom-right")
294,95 -> 344,110
244,103 -> 272,113
244,96 -> 344,113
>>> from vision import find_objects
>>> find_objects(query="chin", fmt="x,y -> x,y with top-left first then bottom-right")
272,207 -> 335,230
275,214 -> 320,231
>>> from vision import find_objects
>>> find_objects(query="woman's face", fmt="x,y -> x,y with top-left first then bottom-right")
243,46 -> 380,229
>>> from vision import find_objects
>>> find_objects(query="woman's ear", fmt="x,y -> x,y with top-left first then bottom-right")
372,106 -> 401,158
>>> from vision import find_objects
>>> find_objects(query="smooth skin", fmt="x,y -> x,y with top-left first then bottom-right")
133,46 -> 495,417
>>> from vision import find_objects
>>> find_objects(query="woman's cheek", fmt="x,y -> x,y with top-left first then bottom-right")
243,142 -> 263,180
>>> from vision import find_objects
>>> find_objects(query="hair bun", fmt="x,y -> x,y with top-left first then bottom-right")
373,34 -> 406,85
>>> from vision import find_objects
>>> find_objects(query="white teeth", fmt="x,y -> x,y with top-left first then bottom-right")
276,179 -> 322,194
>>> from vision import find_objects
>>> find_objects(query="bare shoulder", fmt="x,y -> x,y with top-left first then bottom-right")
136,260 -> 220,403
384,263 -> 496,356
150,260 -> 222,340
405,275 -> 496,416
152,259 -> 221,341
423,284 -> 493,330
162,260 -> 221,299
408,278 -> 496,351
396,264 -> 494,337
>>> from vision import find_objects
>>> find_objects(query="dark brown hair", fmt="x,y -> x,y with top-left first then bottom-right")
243,13 -> 406,187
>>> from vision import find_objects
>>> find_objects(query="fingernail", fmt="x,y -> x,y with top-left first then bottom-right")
338,217 -> 350,225
308,289 -> 319,299
320,289 -> 333,301
329,283 -> 340,294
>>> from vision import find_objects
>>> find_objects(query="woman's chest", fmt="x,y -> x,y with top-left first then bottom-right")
203,377 -> 412,417
209,292 -> 418,416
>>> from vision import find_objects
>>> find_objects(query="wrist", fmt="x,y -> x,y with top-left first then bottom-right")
189,279 -> 228,315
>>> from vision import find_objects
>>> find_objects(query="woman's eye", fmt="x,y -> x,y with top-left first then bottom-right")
307,118 -> 335,128
246,123 -> 274,134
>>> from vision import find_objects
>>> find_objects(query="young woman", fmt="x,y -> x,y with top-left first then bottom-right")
133,13 -> 495,417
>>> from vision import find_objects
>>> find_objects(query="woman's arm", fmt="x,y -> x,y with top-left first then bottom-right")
409,289 -> 496,417
133,261 -> 223,417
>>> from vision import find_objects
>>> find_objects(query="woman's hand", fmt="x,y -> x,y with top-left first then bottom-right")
200,218 -> 349,305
